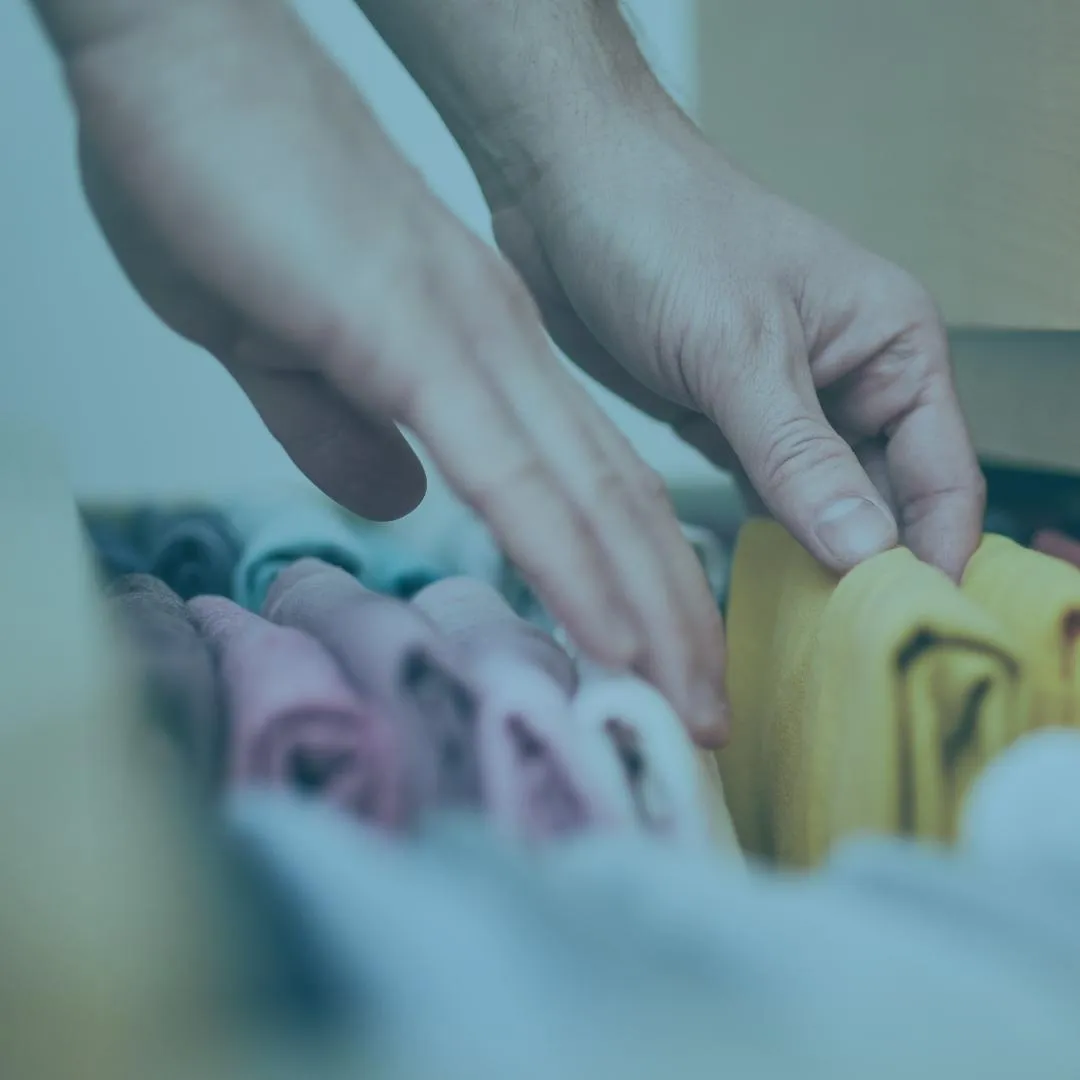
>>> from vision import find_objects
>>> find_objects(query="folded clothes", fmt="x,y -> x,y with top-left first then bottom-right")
1033,527 -> 1080,571
106,573 -> 223,789
264,559 -> 483,812
963,534 -> 1080,728
189,595 -> 414,830
82,514 -> 150,582
227,792 -> 1080,1080
468,654 -> 609,843
231,501 -> 443,612
412,577 -> 578,696
572,674 -> 716,848
131,508 -> 242,601
722,520 -> 1021,866
413,577 -> 615,842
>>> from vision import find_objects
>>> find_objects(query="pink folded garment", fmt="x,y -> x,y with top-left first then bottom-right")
188,595 -> 411,829
1033,529 -> 1080,571
467,653 -> 613,843
263,559 -> 483,810
572,674 -> 712,847
411,577 -> 578,695
413,577 -> 618,842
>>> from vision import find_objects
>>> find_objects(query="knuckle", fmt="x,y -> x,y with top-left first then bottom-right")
757,415 -> 849,493
466,451 -> 550,518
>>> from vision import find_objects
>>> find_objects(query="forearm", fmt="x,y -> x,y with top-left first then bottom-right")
355,0 -> 680,204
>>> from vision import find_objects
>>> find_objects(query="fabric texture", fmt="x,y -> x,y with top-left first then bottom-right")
571,675 -> 717,849
231,501 -> 442,612
264,559 -> 484,812
189,595 -> 415,830
963,534 -> 1080,728
722,519 -> 1022,866
412,577 -> 578,695
131,508 -> 242,601
107,573 -> 223,790
227,791 -> 1080,1080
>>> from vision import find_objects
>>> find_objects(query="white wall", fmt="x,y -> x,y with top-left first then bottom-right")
0,0 -> 708,501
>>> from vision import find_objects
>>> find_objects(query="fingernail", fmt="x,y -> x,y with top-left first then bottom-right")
815,498 -> 896,567
689,682 -> 729,750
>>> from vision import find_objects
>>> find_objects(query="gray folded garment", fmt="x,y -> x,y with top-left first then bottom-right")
226,792 -> 1080,1080
106,573 -> 224,790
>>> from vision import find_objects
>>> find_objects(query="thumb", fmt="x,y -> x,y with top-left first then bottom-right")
711,336 -> 897,573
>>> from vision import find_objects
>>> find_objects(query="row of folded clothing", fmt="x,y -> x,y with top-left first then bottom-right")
103,555 -> 738,851
722,519 -> 1080,867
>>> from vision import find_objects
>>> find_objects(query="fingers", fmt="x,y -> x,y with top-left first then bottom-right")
321,256 -> 727,746
880,374 -> 985,582
229,363 -> 427,521
824,317 -> 985,583
551,366 -> 729,745
706,318 -> 898,574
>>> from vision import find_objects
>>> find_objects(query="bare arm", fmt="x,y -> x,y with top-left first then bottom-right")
354,0 -> 677,204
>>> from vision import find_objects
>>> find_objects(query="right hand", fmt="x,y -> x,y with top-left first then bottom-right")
56,0 -> 728,743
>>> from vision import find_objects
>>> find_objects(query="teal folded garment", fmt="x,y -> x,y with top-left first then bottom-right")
230,501 -> 443,611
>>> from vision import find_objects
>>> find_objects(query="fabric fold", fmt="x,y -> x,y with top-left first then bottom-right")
188,595 -> 413,830
468,654 -> 609,844
722,519 -> 1021,867
231,501 -> 442,611
131,508 -> 241,600
105,573 -> 223,790
963,534 -> 1080,729
263,559 -> 483,812
572,675 -> 716,848
411,577 -> 578,695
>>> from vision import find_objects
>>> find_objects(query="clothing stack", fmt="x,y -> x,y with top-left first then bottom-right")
720,518 -> 1080,866
5,425 -> 1080,1079
100,521 -> 735,853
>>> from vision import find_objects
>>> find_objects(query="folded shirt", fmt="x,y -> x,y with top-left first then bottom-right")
264,559 -> 484,813
131,508 -> 242,601
189,595 -> 414,830
722,519 -> 1022,866
963,534 -> 1080,728
231,501 -> 442,612
107,573 -> 223,790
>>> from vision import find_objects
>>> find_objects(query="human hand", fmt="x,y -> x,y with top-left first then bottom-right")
490,113 -> 985,582
36,0 -> 728,743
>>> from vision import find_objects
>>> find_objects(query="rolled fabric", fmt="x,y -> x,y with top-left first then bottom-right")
264,559 -> 483,811
469,654 -> 618,844
82,514 -> 150,582
132,508 -> 242,601
231,501 -> 443,611
412,577 -> 578,695
106,573 -> 223,790
962,534 -> 1080,729
188,595 -> 413,830
572,674 -> 714,848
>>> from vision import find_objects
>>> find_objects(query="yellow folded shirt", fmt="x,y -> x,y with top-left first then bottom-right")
962,534 -> 1080,729
721,519 -> 1022,868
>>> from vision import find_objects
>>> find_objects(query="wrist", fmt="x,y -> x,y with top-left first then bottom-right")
357,0 -> 681,209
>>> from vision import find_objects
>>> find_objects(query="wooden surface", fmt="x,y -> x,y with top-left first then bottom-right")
697,0 -> 1080,330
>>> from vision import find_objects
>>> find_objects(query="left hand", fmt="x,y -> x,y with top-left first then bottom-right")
489,112 -> 985,582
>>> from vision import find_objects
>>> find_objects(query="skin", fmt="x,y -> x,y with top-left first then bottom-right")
27,0 -> 985,747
